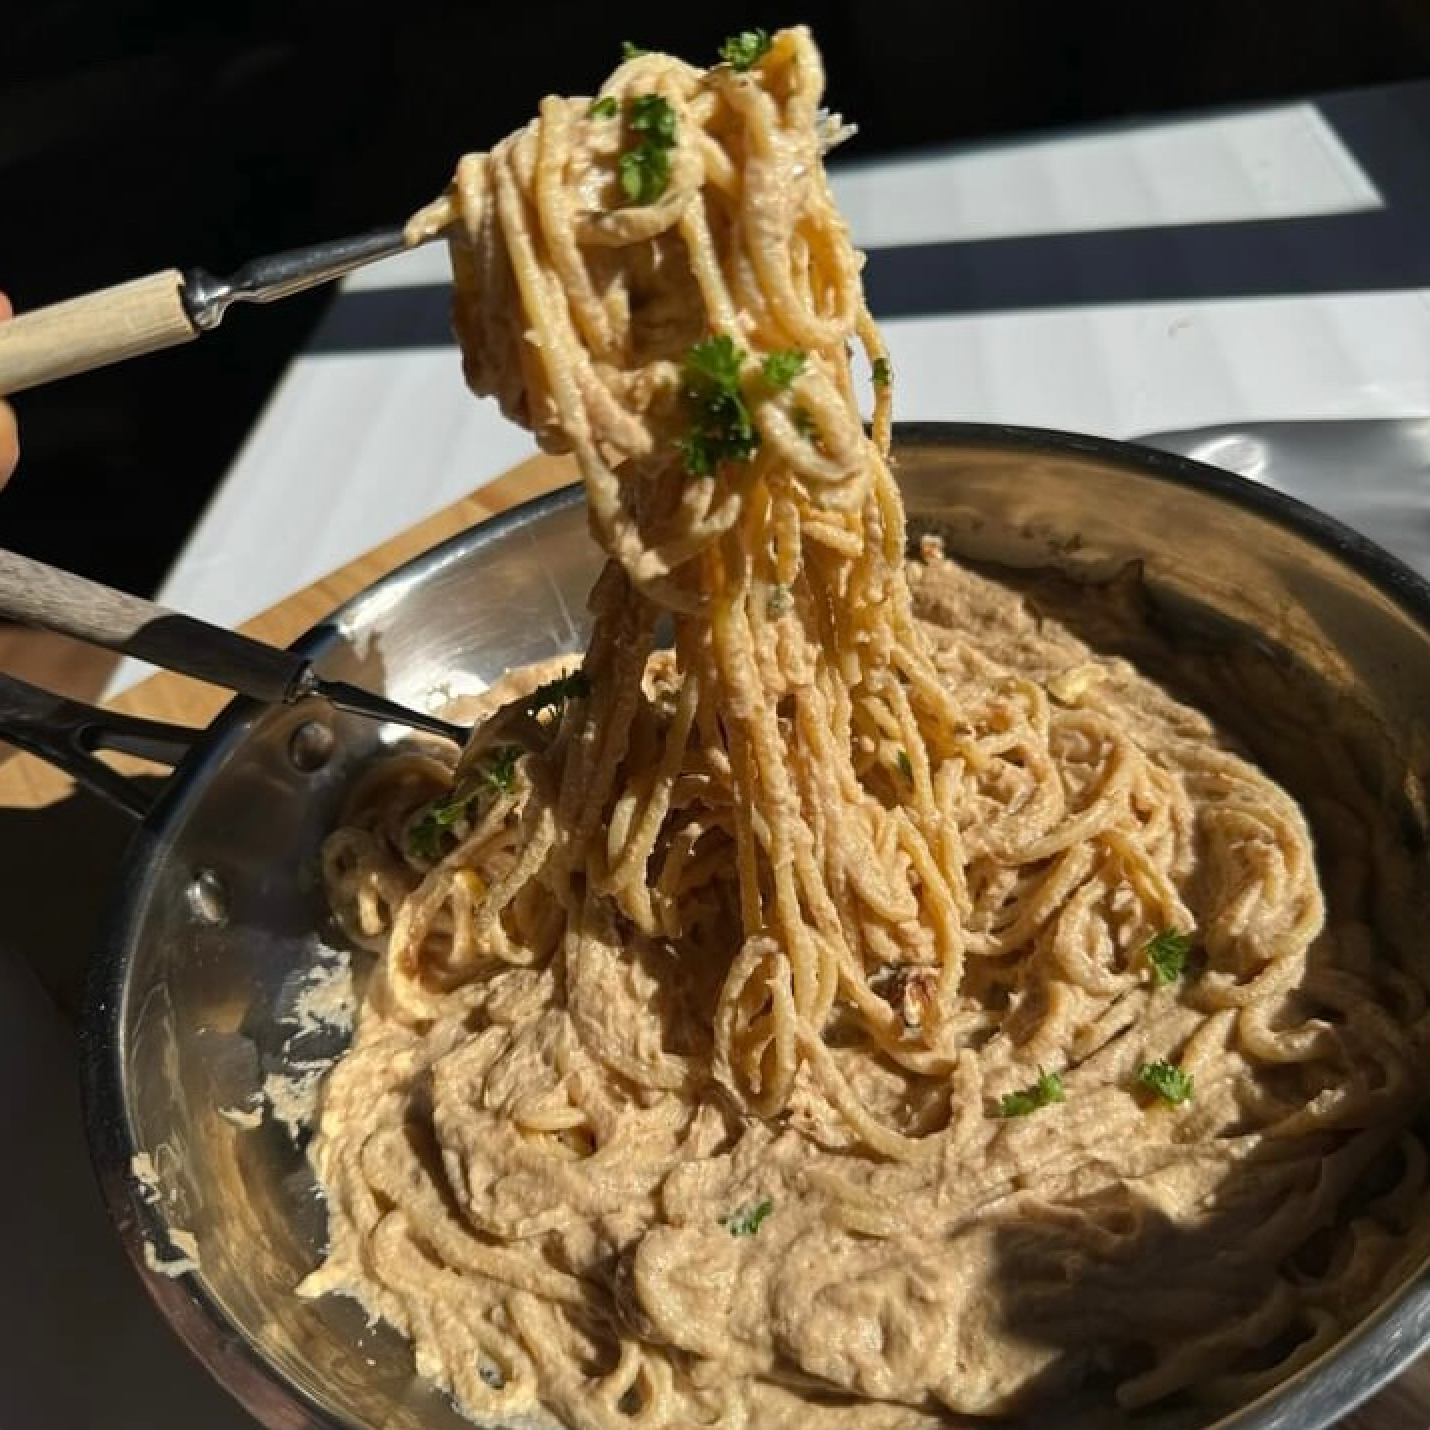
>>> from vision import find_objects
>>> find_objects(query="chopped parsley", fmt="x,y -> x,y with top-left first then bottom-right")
629,92 -> 677,145
870,356 -> 892,386
618,140 -> 670,204
1144,928 -> 1193,985
896,748 -> 913,781
766,583 -> 793,617
479,744 -> 521,794
408,789 -> 474,861
1138,1060 -> 1194,1105
719,29 -> 772,70
760,348 -> 807,390
589,95 -> 619,119
679,335 -> 760,476
720,1198 -> 773,1236
618,94 -> 677,205
527,668 -> 591,720
997,1068 -> 1065,1118
407,745 -> 522,860
620,41 -> 648,60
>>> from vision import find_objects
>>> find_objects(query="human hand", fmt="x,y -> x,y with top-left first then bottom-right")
0,293 -> 17,489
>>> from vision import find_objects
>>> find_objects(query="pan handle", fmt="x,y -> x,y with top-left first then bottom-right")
0,670 -> 201,820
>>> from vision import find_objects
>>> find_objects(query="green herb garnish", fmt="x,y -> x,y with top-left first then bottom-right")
720,1198 -> 773,1236
719,29 -> 772,70
761,348 -> 807,390
997,1068 -> 1065,1118
766,583 -> 793,617
589,95 -> 619,119
679,335 -> 760,476
480,744 -> 521,795
871,356 -> 892,387
618,94 -> 677,205
621,41 -> 648,60
1144,929 -> 1192,985
896,749 -> 913,781
408,789 -> 475,861
792,406 -> 818,441
1137,1060 -> 1194,1105
629,92 -> 676,145
407,746 -> 523,860
527,668 -> 591,720
619,141 -> 671,205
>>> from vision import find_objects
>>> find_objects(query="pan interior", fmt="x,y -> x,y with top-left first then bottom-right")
88,425 -> 1430,1430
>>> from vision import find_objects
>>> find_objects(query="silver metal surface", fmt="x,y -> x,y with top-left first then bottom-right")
181,226 -> 412,331
1134,417 -> 1430,582
77,424 -> 1430,1430
0,542 -> 469,764
300,672 -> 468,745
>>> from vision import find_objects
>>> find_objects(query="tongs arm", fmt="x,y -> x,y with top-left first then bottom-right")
0,226 -> 413,396
0,546 -> 467,744
0,547 -> 309,702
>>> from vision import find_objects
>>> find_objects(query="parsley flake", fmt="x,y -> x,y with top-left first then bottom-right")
480,745 -> 521,795
629,93 -> 676,145
871,356 -> 892,387
408,789 -> 475,861
1144,929 -> 1193,985
766,583 -> 793,617
620,41 -> 648,60
720,1198 -> 773,1236
686,332 -> 743,388
617,94 -> 677,205
408,746 -> 524,860
896,749 -> 913,780
761,348 -> 807,390
527,668 -> 591,721
719,29 -> 773,71
619,140 -> 671,205
589,95 -> 619,119
679,335 -> 760,476
1138,1060 -> 1194,1105
997,1068 -> 1065,1118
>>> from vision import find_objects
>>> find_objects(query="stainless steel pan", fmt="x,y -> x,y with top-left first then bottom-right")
47,423 -> 1430,1430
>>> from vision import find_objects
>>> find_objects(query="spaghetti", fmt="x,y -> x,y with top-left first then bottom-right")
299,26 -> 1430,1429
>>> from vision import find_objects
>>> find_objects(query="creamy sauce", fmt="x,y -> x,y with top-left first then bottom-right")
299,552 -> 1430,1427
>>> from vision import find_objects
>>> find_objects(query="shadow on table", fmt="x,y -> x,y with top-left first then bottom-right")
0,777 -> 159,1018
0,779 -> 260,1430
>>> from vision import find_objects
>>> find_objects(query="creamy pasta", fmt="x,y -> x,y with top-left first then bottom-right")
298,26 -> 1430,1430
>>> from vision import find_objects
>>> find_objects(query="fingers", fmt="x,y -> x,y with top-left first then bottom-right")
0,403 -> 15,490
0,291 -> 16,489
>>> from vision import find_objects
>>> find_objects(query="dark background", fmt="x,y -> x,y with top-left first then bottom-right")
4,0 -> 1430,598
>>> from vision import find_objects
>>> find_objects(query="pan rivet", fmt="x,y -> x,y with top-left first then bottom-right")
188,868 -> 229,926
289,720 -> 336,772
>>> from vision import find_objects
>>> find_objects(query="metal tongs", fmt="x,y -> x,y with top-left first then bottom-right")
0,226 -> 417,395
0,546 -> 465,816
0,109 -> 852,397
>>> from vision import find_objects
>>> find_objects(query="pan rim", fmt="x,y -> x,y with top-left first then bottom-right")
75,419 -> 1430,1430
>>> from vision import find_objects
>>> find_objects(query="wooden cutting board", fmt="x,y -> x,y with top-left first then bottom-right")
0,451 -> 1424,1428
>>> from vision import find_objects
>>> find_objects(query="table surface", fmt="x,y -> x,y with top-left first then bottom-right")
6,74 -> 1430,1430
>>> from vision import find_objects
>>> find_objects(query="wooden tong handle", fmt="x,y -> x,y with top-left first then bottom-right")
0,270 -> 198,395
0,546 -> 305,704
